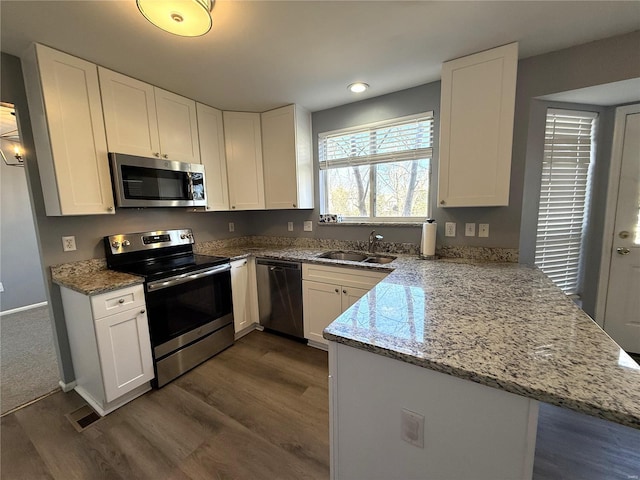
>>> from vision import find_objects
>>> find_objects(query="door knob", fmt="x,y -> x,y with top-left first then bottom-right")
619,231 -> 630,239
617,247 -> 631,255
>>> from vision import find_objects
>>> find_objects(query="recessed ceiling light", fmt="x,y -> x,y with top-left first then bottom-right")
348,82 -> 369,93
137,0 -> 214,37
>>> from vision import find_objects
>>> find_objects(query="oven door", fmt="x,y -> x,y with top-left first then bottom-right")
145,264 -> 233,358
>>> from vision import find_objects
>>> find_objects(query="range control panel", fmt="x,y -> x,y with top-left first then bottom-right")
106,229 -> 194,255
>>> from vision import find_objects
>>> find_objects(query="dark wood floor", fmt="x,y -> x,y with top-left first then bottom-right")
2,331 -> 639,479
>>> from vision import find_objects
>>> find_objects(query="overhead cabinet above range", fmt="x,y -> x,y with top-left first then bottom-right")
99,67 -> 200,163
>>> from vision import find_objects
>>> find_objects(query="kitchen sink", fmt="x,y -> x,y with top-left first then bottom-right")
363,255 -> 396,264
317,251 -> 397,264
318,251 -> 369,262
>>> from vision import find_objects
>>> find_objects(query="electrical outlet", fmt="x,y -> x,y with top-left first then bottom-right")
288,221 -> 294,232
445,222 -> 456,237
228,222 -> 235,232
62,236 -> 76,252
479,223 -> 489,238
303,221 -> 313,232
0,282 -> 4,293
465,223 -> 476,237
401,408 -> 424,448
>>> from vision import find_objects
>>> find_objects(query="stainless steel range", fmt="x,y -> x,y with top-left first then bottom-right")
104,228 -> 233,387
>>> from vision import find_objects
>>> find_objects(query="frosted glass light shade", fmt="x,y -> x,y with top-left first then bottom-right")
137,0 -> 213,37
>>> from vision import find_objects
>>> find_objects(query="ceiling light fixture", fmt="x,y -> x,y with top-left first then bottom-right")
348,82 -> 369,93
137,0 -> 214,37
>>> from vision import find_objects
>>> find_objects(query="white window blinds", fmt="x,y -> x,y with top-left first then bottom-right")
535,109 -> 598,296
318,113 -> 434,170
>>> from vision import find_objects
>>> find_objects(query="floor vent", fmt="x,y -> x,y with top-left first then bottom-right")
66,404 -> 102,432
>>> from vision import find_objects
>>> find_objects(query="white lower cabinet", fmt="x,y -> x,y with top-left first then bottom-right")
231,258 -> 259,337
302,264 -> 387,348
60,284 -> 154,416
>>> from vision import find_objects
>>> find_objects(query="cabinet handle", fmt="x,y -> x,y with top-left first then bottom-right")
440,200 -> 445,205
153,152 -> 160,158
107,206 -> 114,212
162,154 -> 169,159
118,298 -> 125,304
334,288 -> 339,293
140,309 -> 146,314
232,206 -> 236,209
293,203 -> 296,208
342,289 -> 347,294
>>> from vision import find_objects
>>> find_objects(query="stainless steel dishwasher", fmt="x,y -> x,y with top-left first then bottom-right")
255,258 -> 304,339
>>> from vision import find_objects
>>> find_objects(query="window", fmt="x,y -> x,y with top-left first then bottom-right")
319,112 -> 434,221
535,109 -> 598,296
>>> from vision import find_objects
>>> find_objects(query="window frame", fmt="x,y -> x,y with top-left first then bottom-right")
318,112 -> 434,223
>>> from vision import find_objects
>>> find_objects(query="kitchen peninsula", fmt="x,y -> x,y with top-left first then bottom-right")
51,238 -> 640,479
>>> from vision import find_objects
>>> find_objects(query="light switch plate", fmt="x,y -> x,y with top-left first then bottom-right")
479,223 -> 489,238
401,408 -> 424,448
465,223 -> 476,237
303,221 -> 313,232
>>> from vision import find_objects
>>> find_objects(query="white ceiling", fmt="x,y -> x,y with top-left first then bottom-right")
539,78 -> 640,106
1,1 -> 639,112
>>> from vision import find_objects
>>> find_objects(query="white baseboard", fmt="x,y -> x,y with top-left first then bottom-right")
0,301 -> 48,317
59,380 -> 77,393
234,323 -> 262,340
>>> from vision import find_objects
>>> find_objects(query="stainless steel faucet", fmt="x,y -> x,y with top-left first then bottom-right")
368,230 -> 383,253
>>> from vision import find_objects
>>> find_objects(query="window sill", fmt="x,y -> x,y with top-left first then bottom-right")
317,221 -> 423,227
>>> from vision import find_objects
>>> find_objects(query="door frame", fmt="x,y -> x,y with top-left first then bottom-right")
595,103 -> 640,327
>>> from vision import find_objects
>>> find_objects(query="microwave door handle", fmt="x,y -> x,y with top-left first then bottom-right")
186,171 -> 193,200
147,264 -> 231,292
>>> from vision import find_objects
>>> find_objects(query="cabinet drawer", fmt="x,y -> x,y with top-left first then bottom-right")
302,263 -> 387,290
91,284 -> 145,320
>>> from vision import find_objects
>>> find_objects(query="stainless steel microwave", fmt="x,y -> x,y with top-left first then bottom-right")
109,153 -> 206,208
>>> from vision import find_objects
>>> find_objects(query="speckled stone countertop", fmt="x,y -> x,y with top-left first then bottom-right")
51,258 -> 143,295
323,257 -> 640,430
50,238 -> 639,429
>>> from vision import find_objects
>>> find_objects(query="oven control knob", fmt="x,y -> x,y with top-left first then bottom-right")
112,241 -> 121,248
122,240 -> 131,247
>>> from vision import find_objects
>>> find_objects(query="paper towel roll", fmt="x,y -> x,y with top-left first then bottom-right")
421,222 -> 437,257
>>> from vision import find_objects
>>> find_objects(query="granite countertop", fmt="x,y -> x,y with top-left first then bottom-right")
323,257 -> 640,430
51,244 -> 640,429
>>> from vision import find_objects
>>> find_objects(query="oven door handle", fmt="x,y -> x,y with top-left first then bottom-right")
146,264 -> 231,292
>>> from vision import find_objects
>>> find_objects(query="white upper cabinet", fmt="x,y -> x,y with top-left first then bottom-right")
22,44 -> 115,216
99,67 -> 200,163
197,103 -> 229,211
98,67 -> 160,158
155,88 -> 200,163
223,111 -> 265,210
438,42 -> 518,207
261,104 -> 313,209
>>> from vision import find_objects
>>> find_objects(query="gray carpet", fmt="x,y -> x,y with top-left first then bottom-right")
1,305 -> 59,414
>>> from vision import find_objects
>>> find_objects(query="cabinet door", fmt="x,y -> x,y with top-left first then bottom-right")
155,87 -> 201,163
231,259 -> 251,334
438,42 -> 518,207
98,67 -> 161,158
303,280 -> 343,346
28,44 -> 114,215
341,286 -> 370,311
197,103 -> 229,211
223,111 -> 265,210
262,105 -> 313,209
95,307 -> 154,403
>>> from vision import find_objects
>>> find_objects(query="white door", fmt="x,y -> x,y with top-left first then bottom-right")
602,105 -> 640,354
302,280 -> 343,346
98,67 -> 161,158
341,286 -> 370,311
196,103 -> 229,211
155,88 -> 200,163
231,259 -> 251,334
262,105 -> 298,209
95,308 -> 154,402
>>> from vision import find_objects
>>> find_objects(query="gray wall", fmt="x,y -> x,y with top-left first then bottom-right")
0,138 -> 47,311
